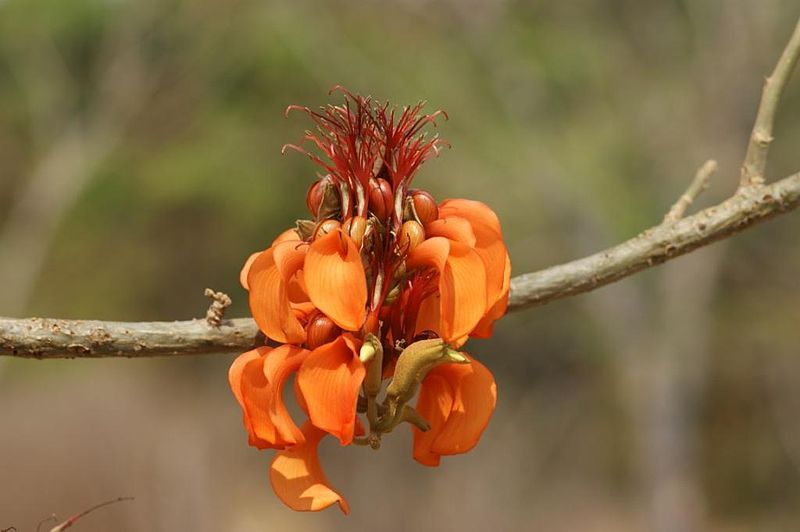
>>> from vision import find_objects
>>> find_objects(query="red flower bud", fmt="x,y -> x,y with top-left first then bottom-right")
399,220 -> 425,252
410,190 -> 438,225
368,178 -> 393,221
306,314 -> 341,349
306,179 -> 325,218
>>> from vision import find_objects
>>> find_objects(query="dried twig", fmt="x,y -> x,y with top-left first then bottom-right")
664,160 -> 718,223
49,497 -> 133,532
204,288 -> 232,327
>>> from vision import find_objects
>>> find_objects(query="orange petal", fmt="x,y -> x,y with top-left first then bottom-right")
296,334 -> 365,444
439,241 -> 488,341
414,292 -> 442,339
441,204 -> 508,303
304,230 -> 367,331
439,199 -> 503,236
270,422 -> 350,514
407,236 -> 449,273
439,200 -> 510,335
408,237 -> 488,342
248,242 -> 308,344
412,355 -> 496,465
229,346 -> 309,449
262,344 -> 310,446
272,227 -> 301,245
470,253 -> 511,339
425,217 -> 476,247
229,347 -> 270,448
412,373 -> 454,467
241,228 -> 300,290
240,252 -> 261,290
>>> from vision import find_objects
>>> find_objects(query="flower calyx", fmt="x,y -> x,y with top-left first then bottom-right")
356,337 -> 469,446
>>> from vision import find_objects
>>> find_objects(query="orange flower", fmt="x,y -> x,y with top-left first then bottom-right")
229,89 -> 511,513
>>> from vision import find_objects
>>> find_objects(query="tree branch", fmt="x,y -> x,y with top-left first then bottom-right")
740,17 -> 800,187
0,170 -> 797,359
663,159 -> 717,223
2,17 -> 799,360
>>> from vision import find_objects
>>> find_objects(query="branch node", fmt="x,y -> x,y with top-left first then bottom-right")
204,288 -> 232,327
664,159 -> 718,223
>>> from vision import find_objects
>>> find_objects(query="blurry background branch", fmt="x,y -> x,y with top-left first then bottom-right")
1,17 -> 799,361
0,3 -> 164,317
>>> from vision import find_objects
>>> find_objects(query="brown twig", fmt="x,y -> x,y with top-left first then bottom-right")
664,160 -> 718,223
49,497 -> 133,532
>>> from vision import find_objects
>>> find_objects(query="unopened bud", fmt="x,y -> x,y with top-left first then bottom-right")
410,190 -> 439,225
343,215 -> 367,248
368,178 -> 393,221
306,314 -> 341,349
399,220 -> 425,252
307,176 -> 341,220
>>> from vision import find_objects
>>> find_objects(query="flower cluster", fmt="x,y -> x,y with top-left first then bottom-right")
229,88 -> 511,514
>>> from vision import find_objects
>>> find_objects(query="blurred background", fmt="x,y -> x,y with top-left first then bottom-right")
1,0 -> 799,530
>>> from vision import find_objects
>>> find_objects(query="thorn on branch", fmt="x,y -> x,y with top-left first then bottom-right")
664,160 -> 718,223
204,288 -> 232,327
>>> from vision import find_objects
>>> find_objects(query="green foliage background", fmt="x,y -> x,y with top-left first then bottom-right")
1,1 -> 799,530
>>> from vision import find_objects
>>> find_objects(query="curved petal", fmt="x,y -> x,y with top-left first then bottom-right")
470,253 -> 511,339
412,355 -> 496,466
229,347 -> 270,448
262,345 -> 310,446
305,230 -> 367,331
439,242 -> 488,341
414,293 -> 441,339
270,422 -> 350,514
412,373 -> 454,467
241,228 -> 300,291
240,252 -> 261,291
297,334 -> 365,444
248,242 -> 308,344
408,237 -> 488,342
439,199 -> 503,236
229,346 -> 309,449
424,217 -> 476,247
440,201 -> 508,307
407,236 -> 449,273
272,227 -> 301,245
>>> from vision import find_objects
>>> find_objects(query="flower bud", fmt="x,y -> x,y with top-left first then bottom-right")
306,178 -> 326,218
343,215 -> 367,248
410,190 -> 438,225
307,176 -> 341,220
368,178 -> 393,221
399,220 -> 425,252
306,314 -> 341,349
314,219 -> 341,239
